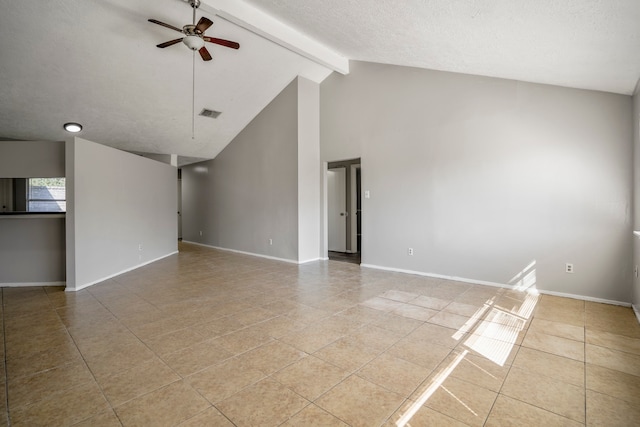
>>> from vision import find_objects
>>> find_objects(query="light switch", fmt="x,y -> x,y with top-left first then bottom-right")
364,190 -> 370,199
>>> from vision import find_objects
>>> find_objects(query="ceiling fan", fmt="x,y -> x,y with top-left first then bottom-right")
148,0 -> 240,62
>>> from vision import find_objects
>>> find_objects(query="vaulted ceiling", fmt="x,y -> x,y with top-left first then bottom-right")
1,0 -> 638,166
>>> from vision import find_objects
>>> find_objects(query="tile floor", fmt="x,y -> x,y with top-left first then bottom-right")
1,242 -> 639,426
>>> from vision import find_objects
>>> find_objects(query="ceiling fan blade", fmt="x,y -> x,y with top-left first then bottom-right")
148,19 -> 184,33
199,46 -> 212,61
157,38 -> 184,48
203,37 -> 240,49
196,17 -> 213,34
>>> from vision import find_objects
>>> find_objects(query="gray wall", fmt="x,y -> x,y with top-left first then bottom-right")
0,140 -> 64,177
633,89 -> 640,311
66,137 -> 177,291
0,217 -> 65,284
0,141 -> 66,284
321,61 -> 633,303
182,79 -> 300,261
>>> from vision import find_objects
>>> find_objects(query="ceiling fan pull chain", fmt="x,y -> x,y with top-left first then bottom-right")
192,51 -> 196,140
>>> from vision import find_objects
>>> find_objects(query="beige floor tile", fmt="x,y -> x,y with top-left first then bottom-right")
528,318 -> 584,342
143,328 -> 205,356
10,380 -> 110,427
8,360 -> 94,409
370,312 -> 424,334
280,324 -> 344,353
336,305 -> 386,324
162,337 -> 235,377
285,304 -> 332,324
522,330 -> 584,361
216,378 -> 309,426
316,375 -> 405,427
586,390 -> 640,427
357,352 -> 432,397
392,303 -> 438,321
586,343 -> 640,377
228,307 -> 277,326
486,394 -> 583,427
98,357 -> 181,406
444,301 -> 484,317
235,340 -> 306,375
84,340 -> 158,381
72,409 -> 122,427
249,315 -> 307,338
6,341 -> 83,378
428,311 -> 472,330
411,295 -> 451,310
388,338 -> 452,370
178,407 -> 235,426
513,347 -> 584,387
446,350 -> 512,392
190,316 -> 246,339
539,295 -> 584,311
534,305 -> 584,327
586,329 -> 640,355
501,366 -> 585,423
129,316 -> 196,341
347,323 -> 404,352
213,326 -> 274,355
314,337 -> 379,371
407,323 -> 465,349
115,380 -> 210,427
361,297 -> 406,312
380,290 -> 420,302
586,364 -> 640,404
386,403 -> 468,427
5,330 -> 75,360
187,357 -> 265,404
281,404 -> 349,426
271,355 -> 348,400
422,375 -> 497,427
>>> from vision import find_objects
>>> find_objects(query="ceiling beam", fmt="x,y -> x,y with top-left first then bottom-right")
199,0 -> 349,75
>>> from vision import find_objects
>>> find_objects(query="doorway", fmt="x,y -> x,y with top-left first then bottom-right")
327,159 -> 361,264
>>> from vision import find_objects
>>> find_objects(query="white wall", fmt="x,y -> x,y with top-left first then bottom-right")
321,61 -> 633,303
66,137 -> 177,291
297,77 -> 321,262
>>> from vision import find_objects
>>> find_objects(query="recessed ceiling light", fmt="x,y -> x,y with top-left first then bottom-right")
64,122 -> 83,133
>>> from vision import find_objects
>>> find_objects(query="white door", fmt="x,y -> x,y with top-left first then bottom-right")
328,167 -> 347,252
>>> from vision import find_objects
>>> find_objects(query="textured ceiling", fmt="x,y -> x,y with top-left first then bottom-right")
0,0 -> 331,165
1,0 -> 639,166
243,0 -> 640,95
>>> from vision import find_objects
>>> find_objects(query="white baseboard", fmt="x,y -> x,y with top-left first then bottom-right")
67,251 -> 178,292
183,241 -> 306,264
0,281 -> 65,288
360,263 -> 632,307
633,304 -> 640,325
360,263 -> 512,290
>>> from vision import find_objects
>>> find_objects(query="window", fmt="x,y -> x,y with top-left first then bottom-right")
28,178 -> 66,212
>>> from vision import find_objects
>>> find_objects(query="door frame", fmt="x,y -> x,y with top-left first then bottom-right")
323,158 -> 361,259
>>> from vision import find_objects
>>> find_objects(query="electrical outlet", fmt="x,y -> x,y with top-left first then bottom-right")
408,248 -> 414,256
199,231 -> 203,236
269,238 -> 273,245
565,263 -> 574,274
635,266 -> 638,278
138,244 -> 143,251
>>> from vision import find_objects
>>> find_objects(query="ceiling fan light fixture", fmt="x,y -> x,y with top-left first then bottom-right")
63,122 -> 83,133
183,35 -> 204,50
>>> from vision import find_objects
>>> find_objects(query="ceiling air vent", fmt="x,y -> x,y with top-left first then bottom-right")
199,108 -> 221,119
